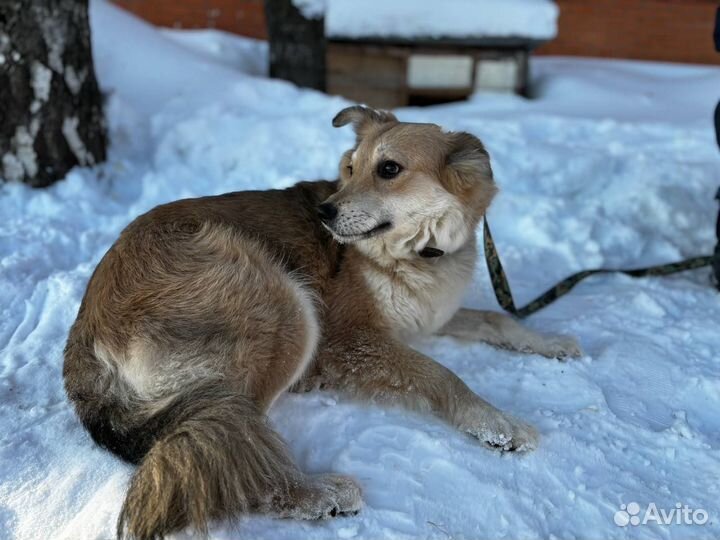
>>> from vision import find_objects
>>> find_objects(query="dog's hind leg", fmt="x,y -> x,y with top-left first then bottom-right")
65,225 -> 363,539
437,308 -> 582,359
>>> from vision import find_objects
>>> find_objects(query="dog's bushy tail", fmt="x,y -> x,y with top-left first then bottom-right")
64,342 -> 299,539
117,384 -> 297,539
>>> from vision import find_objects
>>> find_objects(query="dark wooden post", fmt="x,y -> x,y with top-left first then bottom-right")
0,0 -> 106,187
264,0 -> 326,91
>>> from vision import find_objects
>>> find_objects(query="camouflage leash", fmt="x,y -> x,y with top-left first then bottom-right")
483,217 -> 716,319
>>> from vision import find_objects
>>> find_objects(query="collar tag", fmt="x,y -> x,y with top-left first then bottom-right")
419,247 -> 445,258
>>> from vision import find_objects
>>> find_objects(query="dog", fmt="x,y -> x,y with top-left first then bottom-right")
63,106 -> 582,539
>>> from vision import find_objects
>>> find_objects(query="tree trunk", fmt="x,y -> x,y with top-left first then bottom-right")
264,0 -> 326,91
0,0 -> 106,188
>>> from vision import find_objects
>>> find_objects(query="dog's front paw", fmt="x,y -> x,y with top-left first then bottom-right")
533,334 -> 583,360
462,409 -> 539,452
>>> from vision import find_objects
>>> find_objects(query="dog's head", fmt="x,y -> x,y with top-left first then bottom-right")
319,105 -> 497,259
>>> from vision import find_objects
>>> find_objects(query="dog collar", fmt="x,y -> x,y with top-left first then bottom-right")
418,247 -> 445,258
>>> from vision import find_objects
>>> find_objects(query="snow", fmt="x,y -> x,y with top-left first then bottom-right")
2,1 -> 720,539
30,61 -> 52,104
61,117 -> 95,166
292,0 -> 327,20
63,65 -> 87,96
161,29 -> 268,78
296,0 -> 558,40
38,15 -> 67,74
2,122 -> 40,182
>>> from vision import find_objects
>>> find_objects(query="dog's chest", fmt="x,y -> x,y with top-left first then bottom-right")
362,246 -> 476,339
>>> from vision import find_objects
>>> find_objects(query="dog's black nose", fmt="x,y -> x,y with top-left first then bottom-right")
317,202 -> 338,222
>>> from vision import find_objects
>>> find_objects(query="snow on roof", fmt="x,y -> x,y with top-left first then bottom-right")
292,0 -> 559,40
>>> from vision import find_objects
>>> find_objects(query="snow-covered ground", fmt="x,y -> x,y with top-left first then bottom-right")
2,1 -> 720,539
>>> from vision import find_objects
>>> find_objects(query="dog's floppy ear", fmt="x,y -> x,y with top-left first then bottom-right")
444,131 -> 494,189
332,105 -> 397,140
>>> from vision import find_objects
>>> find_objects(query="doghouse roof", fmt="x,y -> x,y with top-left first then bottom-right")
292,0 -> 558,41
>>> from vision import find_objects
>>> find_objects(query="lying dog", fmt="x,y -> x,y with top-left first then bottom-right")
64,106 -> 581,539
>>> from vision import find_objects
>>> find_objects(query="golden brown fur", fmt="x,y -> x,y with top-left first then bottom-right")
64,106 -> 581,539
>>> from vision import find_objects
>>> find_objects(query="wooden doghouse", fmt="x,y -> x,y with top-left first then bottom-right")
265,0 -> 556,108
326,36 -> 547,108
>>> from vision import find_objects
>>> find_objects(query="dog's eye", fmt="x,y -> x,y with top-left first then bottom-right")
377,160 -> 402,179
346,164 -> 353,176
